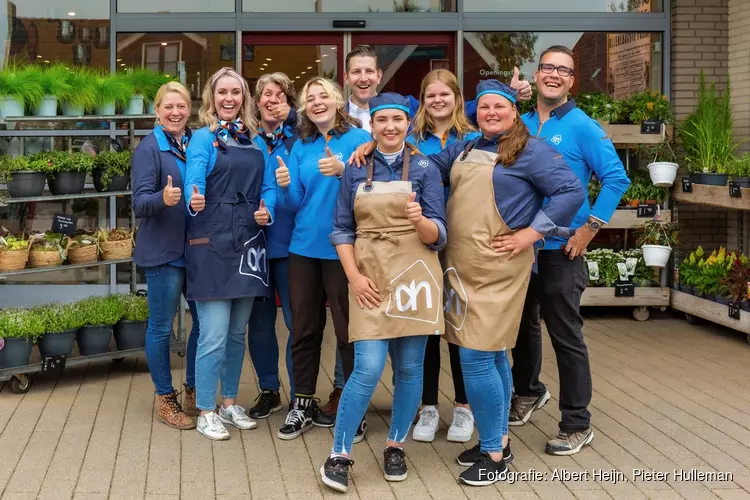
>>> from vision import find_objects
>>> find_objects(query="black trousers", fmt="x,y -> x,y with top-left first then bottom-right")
288,253 -> 354,396
511,251 -> 592,432
422,336 -> 467,405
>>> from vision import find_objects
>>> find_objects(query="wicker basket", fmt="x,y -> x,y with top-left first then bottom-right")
0,249 -> 28,272
67,244 -> 98,264
29,249 -> 63,268
100,238 -> 133,260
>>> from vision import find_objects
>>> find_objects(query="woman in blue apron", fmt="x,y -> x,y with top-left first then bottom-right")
407,69 -> 480,445
320,93 -> 446,493
184,67 -> 277,441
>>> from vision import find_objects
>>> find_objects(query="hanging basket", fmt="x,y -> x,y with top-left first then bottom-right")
647,161 -> 679,188
28,249 -> 62,268
0,249 -> 28,272
100,239 -> 133,260
68,243 -> 98,264
642,244 -> 672,268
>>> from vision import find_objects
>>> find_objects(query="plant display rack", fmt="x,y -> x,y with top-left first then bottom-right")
580,124 -> 674,321
670,175 -> 750,344
0,115 -> 186,393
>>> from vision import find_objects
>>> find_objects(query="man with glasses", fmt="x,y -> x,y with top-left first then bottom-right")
512,45 -> 630,455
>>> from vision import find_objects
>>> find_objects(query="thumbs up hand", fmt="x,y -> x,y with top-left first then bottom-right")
275,156 -> 290,187
254,199 -> 270,225
510,66 -> 533,101
406,191 -> 423,225
318,146 -> 344,177
162,174 -> 182,207
190,185 -> 206,212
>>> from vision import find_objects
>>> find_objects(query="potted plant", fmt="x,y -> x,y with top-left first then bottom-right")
36,302 -> 84,358
0,233 -> 29,272
60,67 -> 97,116
45,151 -> 94,195
576,92 -> 623,125
98,227 -> 134,260
91,72 -> 133,115
727,153 -> 750,188
694,247 -> 732,301
0,155 -> 48,198
114,293 -> 148,350
720,258 -> 750,310
680,72 -> 737,186
28,231 -> 66,268
122,68 -> 164,115
92,150 -> 132,192
636,218 -> 679,267
66,231 -> 99,265
635,141 -> 679,187
678,246 -> 705,295
0,308 -> 44,368
0,64 -> 42,118
75,295 -> 122,356
24,64 -> 74,118
621,90 -> 673,125
146,73 -> 176,114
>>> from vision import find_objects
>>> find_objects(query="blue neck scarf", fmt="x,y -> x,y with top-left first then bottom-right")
216,118 -> 252,152
161,126 -> 191,161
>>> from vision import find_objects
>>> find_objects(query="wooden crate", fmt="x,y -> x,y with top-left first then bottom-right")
672,177 -> 750,210
670,290 -> 750,334
581,286 -> 670,307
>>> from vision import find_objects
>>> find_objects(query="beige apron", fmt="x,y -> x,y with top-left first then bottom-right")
443,145 -> 534,352
347,145 -> 444,342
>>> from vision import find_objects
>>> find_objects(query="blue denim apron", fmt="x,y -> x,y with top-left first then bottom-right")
185,138 -> 271,301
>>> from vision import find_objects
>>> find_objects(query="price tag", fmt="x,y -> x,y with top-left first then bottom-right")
625,258 -> 637,276
587,261 -> 599,281
615,281 -> 635,297
637,204 -> 658,218
729,181 -> 742,198
640,119 -> 662,134
52,213 -> 77,235
682,177 -> 692,193
41,354 -> 67,373
728,302 -> 741,320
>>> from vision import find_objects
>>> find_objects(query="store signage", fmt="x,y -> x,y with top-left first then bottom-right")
682,177 -> 692,193
333,20 -> 366,28
52,213 -> 77,235
640,120 -> 662,134
637,204 -> 657,217
728,302 -> 741,320
41,354 -> 67,374
729,181 -> 742,198
615,281 -> 635,297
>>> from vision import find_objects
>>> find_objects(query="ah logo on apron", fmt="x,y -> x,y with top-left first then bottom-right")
442,267 -> 469,331
384,259 -> 441,325
239,225 -> 269,286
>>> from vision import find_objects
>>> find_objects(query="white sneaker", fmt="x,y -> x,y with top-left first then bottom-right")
218,404 -> 257,430
197,412 -> 230,440
447,407 -> 474,443
412,405 -> 439,442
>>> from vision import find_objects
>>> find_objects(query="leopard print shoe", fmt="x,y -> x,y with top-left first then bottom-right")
157,390 -> 196,430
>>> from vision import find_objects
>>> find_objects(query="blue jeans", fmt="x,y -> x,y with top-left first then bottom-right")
459,347 -> 513,453
332,336 -> 428,455
247,258 -> 294,394
195,298 -> 255,411
334,346 -> 345,389
144,265 -> 200,396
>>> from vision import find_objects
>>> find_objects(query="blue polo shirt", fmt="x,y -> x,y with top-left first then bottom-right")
522,99 -> 630,250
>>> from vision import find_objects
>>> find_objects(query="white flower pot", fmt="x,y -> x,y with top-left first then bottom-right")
34,95 -> 58,117
125,95 -> 144,115
62,102 -> 85,116
96,101 -> 116,116
642,244 -> 672,267
147,102 -> 155,114
647,161 -> 679,187
0,95 -> 24,118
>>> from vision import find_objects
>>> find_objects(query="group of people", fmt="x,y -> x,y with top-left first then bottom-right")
132,43 -> 630,490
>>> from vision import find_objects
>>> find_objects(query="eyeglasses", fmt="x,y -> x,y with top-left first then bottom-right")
538,63 -> 574,77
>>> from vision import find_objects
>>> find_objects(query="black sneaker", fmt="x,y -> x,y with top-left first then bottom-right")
353,419 -> 367,444
320,456 -> 354,493
458,452 -> 507,487
383,446 -> 407,482
249,389 -> 282,419
456,440 -> 513,467
509,390 -> 550,427
312,401 -> 335,428
277,398 -> 314,440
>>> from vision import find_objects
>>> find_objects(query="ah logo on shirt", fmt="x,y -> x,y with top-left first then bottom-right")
385,260 -> 441,324
551,134 -> 563,146
418,160 -> 429,168
239,230 -> 269,286
335,152 -> 344,162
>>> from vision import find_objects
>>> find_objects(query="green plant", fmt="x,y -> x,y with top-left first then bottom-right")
678,245 -> 705,286
621,90 -> 673,124
98,227 -> 132,242
0,63 -> 43,107
61,67 -> 97,110
576,92 -> 623,123
36,302 -> 84,333
680,71 -> 739,174
118,294 -> 149,322
69,232 -> 98,250
622,170 -> 669,204
584,248 -> 656,287
0,308 -> 45,340
587,178 -> 601,206
0,155 -> 43,176
720,259 -> 750,302
636,219 -> 679,247
634,141 -> 677,165
727,153 -> 750,178
122,68 -> 166,103
29,231 -> 66,252
93,151 -> 132,188
0,235 -> 28,252
75,295 -> 123,326
694,247 -> 737,296
91,72 -> 133,111
23,64 -> 74,107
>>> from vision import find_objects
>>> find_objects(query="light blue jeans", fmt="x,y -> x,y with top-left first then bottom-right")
194,298 -> 255,411
332,336 -> 428,455
459,347 -> 513,453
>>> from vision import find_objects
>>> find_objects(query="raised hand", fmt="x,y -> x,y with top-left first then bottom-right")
406,192 -> 423,225
162,175 -> 182,207
254,199 -> 270,226
275,156 -> 290,187
190,185 -> 206,212
511,66 -> 533,101
318,147 -> 344,177
347,140 -> 376,168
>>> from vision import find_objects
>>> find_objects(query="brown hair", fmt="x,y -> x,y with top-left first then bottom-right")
411,69 -> 475,143
254,72 -> 297,117
538,45 -> 574,64
496,107 -> 530,167
297,77 -> 361,140
198,67 -> 257,136
345,45 -> 379,72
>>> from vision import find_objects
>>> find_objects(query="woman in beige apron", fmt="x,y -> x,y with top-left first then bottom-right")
320,93 -> 447,493
348,80 -> 585,487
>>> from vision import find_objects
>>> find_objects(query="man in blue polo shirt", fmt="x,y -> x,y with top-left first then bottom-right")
512,45 -> 630,456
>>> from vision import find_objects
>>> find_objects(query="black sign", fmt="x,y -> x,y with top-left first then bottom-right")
682,177 -> 693,193
729,302 -> 741,320
41,353 -> 67,373
637,204 -> 658,218
640,120 -> 662,134
615,281 -> 635,297
729,181 -> 742,198
51,213 -> 77,235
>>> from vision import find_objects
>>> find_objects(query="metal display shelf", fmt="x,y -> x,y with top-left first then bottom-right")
0,258 -> 132,279
1,114 -> 156,122
0,190 -> 131,207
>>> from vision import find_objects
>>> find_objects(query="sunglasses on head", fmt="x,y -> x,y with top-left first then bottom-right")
538,63 -> 574,77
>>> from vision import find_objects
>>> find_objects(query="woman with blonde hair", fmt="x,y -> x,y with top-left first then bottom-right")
133,81 -> 201,430
184,67 -> 277,441
274,77 -> 371,440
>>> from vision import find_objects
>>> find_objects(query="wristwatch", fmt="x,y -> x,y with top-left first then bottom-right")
587,218 -> 602,232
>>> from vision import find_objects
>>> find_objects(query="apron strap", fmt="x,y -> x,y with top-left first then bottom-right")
364,155 -> 375,191
459,137 -> 480,161
402,143 -> 413,181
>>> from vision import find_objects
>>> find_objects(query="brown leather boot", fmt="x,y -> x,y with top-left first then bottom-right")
183,384 -> 198,417
321,388 -> 342,417
156,391 -> 196,430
